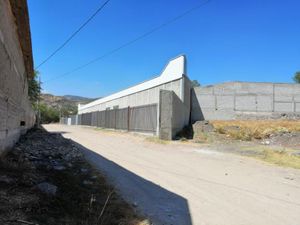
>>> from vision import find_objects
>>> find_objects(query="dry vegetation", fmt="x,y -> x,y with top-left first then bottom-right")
238,145 -> 300,169
190,120 -> 300,169
144,136 -> 169,145
211,120 -> 300,141
258,149 -> 300,169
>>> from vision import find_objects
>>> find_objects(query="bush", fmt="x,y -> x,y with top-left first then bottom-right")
34,103 -> 59,124
28,70 -> 41,103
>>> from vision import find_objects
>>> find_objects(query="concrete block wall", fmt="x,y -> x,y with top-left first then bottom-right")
0,0 -> 35,153
192,82 -> 300,121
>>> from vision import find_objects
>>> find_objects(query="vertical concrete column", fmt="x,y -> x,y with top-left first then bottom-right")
159,90 -> 173,140
180,78 -> 185,102
159,89 -> 190,140
127,106 -> 130,131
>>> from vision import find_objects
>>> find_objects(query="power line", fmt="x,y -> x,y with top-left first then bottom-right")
35,0 -> 111,69
45,0 -> 211,83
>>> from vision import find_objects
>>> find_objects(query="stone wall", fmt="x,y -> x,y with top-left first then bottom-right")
0,0 -> 35,153
191,82 -> 300,121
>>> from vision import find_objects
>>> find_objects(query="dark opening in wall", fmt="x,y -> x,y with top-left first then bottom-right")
20,121 -> 26,126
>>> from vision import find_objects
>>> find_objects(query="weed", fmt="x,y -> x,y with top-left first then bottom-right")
211,120 -> 300,141
257,149 -> 300,169
145,136 -> 169,144
239,146 -> 300,169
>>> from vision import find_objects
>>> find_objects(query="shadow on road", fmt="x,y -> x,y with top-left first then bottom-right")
67,139 -> 192,225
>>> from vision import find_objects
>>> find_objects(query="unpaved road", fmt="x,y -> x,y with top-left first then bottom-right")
44,124 -> 300,225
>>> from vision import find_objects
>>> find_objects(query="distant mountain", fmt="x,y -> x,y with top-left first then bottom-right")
40,93 -> 97,116
63,95 -> 96,102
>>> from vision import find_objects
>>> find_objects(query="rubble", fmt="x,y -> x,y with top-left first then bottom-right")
0,128 -> 143,224
0,175 -> 15,184
261,132 -> 300,149
16,129 -> 84,170
36,182 -> 57,195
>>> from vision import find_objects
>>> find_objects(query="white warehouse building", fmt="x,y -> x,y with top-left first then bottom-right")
63,54 -> 300,139
74,55 -> 192,139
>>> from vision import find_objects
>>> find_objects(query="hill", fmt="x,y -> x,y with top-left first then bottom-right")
62,95 -> 94,102
40,93 -> 96,116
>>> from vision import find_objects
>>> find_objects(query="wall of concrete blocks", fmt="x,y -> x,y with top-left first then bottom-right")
191,82 -> 300,121
0,0 -> 35,153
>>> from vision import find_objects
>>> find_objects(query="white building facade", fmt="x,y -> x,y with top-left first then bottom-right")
78,55 -> 190,114
72,55 -> 192,139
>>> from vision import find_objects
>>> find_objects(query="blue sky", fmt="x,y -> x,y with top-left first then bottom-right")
28,0 -> 300,98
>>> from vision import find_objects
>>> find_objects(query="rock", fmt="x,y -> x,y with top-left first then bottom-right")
0,175 -> 15,184
262,140 -> 270,145
53,165 -> 66,171
292,151 -> 300,156
192,121 -> 214,141
81,168 -> 88,173
36,182 -> 57,195
83,180 -> 93,185
193,121 -> 214,133
91,175 -> 98,180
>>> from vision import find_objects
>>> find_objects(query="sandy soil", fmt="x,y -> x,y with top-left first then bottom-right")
44,124 -> 300,225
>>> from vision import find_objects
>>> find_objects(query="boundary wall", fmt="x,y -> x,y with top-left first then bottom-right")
192,82 -> 300,121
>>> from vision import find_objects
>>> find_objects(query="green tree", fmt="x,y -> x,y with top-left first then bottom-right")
191,80 -> 201,87
35,103 -> 60,124
28,70 -> 41,103
60,104 -> 78,117
293,71 -> 300,83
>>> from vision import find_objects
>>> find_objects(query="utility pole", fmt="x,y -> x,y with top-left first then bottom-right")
37,74 -> 41,127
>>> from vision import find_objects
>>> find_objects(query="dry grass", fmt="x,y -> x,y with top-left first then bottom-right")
94,127 -> 118,133
211,120 -> 300,141
238,145 -> 300,169
256,149 -> 300,169
145,136 -> 169,145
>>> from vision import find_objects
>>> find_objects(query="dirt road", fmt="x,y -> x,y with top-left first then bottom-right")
44,124 -> 300,225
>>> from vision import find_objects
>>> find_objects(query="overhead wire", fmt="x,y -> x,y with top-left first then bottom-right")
35,0 -> 111,69
45,0 -> 211,83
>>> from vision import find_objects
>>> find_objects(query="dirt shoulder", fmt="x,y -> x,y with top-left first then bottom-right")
0,128 -> 146,225
182,120 -> 300,169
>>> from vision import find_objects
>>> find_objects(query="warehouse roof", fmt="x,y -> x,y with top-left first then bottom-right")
79,55 -> 186,111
